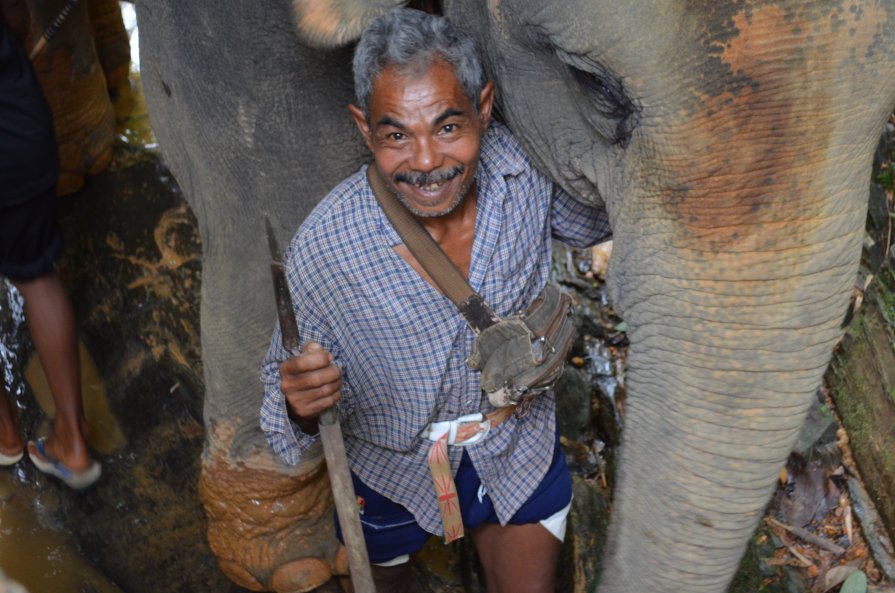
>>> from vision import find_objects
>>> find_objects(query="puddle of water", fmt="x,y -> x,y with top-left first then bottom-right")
0,282 -> 27,403
24,341 -> 127,456
0,474 -> 124,593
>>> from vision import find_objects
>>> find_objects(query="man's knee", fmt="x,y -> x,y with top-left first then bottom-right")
472,522 -> 562,593
371,561 -> 412,593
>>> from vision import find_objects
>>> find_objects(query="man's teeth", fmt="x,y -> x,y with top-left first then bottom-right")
419,181 -> 444,191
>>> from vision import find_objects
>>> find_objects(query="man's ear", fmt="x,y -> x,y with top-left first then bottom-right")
293,0 -> 408,49
348,104 -> 373,150
478,81 -> 496,130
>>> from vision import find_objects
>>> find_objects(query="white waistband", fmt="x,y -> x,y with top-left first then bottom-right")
419,413 -> 490,446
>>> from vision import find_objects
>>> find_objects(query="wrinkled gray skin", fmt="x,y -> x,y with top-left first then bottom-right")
138,1 -> 895,592
446,2 -> 895,591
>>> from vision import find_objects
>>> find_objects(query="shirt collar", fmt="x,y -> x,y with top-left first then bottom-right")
478,121 -> 526,179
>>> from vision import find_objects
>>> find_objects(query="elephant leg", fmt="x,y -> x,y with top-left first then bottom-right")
199,421 -> 348,592
86,0 -> 131,89
26,0 -> 115,195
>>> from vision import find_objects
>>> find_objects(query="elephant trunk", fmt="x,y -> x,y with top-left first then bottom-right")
598,296 -> 852,591
597,106 -> 880,590
600,227 -> 863,589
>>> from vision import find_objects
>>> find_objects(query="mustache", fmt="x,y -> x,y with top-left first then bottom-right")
394,165 -> 464,186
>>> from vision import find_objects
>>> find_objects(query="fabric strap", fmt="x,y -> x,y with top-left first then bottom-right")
426,405 -> 516,542
366,166 -> 500,334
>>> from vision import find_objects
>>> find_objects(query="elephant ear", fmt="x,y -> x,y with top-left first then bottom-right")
293,0 -> 409,49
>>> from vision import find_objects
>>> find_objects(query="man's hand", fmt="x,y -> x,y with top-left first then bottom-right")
280,341 -> 342,434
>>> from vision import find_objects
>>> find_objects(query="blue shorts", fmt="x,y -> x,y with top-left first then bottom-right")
0,186 -> 62,281
335,431 -> 572,564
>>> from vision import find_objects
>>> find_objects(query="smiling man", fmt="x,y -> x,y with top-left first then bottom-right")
260,8 -> 610,592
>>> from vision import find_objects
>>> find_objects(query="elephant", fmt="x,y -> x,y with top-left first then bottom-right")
136,1 -> 895,592
8,0 -> 130,195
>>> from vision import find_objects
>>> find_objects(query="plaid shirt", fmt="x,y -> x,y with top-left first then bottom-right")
260,122 -> 611,535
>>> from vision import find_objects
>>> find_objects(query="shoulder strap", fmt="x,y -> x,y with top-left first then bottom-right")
366,166 -> 500,334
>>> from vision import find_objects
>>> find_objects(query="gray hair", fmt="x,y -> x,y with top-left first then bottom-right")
352,9 -> 486,116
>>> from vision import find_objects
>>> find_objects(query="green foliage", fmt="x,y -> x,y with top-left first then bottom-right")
879,162 -> 895,191
839,570 -> 868,593
877,268 -> 895,326
846,313 -> 866,338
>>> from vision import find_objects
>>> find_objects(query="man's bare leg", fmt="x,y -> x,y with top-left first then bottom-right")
471,522 -> 561,593
371,562 -> 412,593
0,383 -> 25,458
14,271 -> 92,471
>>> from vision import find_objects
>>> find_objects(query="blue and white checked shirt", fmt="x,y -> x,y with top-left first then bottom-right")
260,122 -> 611,535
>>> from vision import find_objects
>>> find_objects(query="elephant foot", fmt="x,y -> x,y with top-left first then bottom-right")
217,560 -> 266,592
218,558 -> 337,593
199,420 -> 343,591
270,558 -> 333,593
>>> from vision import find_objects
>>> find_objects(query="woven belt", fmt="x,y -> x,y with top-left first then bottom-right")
421,406 -> 516,542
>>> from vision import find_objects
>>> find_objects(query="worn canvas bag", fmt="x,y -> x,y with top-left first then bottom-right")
367,167 -> 577,409
466,283 -> 576,407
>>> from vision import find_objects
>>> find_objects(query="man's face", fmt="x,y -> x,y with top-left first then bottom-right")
349,59 -> 494,218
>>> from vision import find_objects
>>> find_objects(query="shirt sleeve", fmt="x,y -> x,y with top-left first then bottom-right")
259,238 -> 353,466
259,322 -> 320,466
550,183 -> 612,247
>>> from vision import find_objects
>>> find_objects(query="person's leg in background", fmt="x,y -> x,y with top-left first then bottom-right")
16,270 -> 92,472
0,187 -> 98,485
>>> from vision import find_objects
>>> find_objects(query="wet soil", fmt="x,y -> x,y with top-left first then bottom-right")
0,74 -> 252,590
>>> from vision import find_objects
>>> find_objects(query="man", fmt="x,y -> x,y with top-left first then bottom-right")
0,5 -> 100,488
261,9 -> 610,592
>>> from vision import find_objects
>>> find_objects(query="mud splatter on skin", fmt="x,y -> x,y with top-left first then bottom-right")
293,0 -> 399,48
199,420 -> 341,591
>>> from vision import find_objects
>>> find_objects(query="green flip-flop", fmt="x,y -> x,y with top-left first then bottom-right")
27,438 -> 101,489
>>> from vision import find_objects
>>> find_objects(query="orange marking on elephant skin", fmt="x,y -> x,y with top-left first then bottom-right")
663,2 -> 883,254
296,1 -> 343,39
294,0 -> 378,47
488,0 -> 503,26
200,420 -> 340,591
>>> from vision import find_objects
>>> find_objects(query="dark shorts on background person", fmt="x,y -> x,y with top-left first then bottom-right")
0,186 -> 62,282
335,430 -> 573,564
